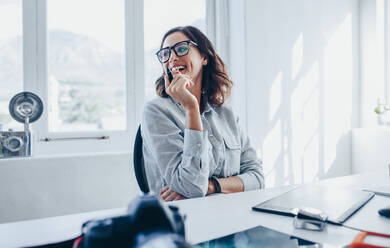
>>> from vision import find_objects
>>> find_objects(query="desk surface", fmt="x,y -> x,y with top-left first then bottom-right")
0,172 -> 389,248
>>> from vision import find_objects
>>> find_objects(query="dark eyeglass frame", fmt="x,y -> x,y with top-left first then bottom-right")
156,40 -> 198,63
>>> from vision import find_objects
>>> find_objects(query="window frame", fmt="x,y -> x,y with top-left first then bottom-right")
18,0 -> 221,156
21,0 -> 143,156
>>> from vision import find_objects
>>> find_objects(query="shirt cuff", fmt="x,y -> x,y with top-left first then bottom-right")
183,129 -> 207,157
236,173 -> 262,191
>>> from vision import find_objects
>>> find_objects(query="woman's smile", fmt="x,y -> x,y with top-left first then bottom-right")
170,64 -> 187,74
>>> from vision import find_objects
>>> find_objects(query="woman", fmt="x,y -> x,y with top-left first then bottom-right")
141,26 -> 264,201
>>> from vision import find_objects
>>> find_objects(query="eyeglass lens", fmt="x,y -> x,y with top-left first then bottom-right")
157,41 -> 190,63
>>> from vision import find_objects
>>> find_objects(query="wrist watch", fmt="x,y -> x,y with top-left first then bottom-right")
210,176 -> 221,193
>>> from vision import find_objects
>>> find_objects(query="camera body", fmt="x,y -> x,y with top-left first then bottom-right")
77,194 -> 189,248
0,92 -> 43,159
0,130 -> 31,158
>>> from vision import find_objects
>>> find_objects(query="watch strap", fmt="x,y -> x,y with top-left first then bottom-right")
210,176 -> 221,193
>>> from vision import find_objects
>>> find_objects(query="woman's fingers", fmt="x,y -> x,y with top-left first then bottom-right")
170,75 -> 192,93
161,188 -> 174,201
184,78 -> 194,89
160,189 -> 173,200
159,186 -> 169,196
166,191 -> 185,202
165,191 -> 179,202
159,187 -> 185,202
164,71 -> 197,109
174,195 -> 185,201
165,68 -> 183,94
174,73 -> 193,90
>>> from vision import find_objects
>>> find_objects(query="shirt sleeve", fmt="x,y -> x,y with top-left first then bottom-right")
141,102 -> 210,198
235,118 -> 265,191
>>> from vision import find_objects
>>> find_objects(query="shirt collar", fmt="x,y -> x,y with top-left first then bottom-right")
203,101 -> 212,114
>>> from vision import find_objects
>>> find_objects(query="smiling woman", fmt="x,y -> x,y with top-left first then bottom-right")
141,26 -> 265,201
143,0 -> 206,102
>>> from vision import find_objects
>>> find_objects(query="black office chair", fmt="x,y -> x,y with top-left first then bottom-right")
133,125 -> 150,193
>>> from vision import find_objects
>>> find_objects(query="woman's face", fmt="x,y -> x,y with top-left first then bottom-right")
162,32 -> 207,86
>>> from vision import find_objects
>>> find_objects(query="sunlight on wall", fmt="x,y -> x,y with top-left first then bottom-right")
261,12 -> 354,186
262,120 -> 281,187
291,61 -> 320,183
360,0 -> 386,127
246,0 -> 358,187
323,13 -> 353,174
282,134 -> 290,182
303,132 -> 320,181
269,71 -> 282,121
375,0 -> 385,86
292,33 -> 303,80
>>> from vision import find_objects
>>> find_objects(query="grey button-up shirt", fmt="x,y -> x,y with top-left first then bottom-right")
141,96 -> 265,198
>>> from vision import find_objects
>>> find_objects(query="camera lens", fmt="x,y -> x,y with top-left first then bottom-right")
82,216 -> 134,248
5,136 -> 23,152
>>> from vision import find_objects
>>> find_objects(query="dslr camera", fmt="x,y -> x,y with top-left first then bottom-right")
0,130 -> 30,157
0,92 -> 43,159
74,194 -> 193,248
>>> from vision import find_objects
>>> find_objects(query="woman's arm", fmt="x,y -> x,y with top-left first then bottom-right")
158,120 -> 263,199
142,102 -> 210,198
207,177 -> 244,194
164,72 -> 203,131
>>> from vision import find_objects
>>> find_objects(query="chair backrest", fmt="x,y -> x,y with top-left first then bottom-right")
133,125 -> 150,193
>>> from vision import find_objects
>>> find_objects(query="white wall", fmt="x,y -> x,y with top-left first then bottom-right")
0,153 -> 140,223
352,128 -> 390,174
359,0 -> 387,127
244,0 -> 360,187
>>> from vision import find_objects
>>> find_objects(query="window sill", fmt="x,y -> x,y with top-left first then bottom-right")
0,150 -> 132,162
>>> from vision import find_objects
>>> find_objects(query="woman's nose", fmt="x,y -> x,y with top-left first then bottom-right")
169,50 -> 179,63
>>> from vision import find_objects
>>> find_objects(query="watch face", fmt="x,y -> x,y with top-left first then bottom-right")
9,92 -> 43,123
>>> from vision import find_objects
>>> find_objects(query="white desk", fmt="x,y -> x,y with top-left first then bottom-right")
0,172 -> 389,248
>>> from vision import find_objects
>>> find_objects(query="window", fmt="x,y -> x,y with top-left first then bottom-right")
144,0 -> 206,101
0,0 -> 214,155
0,0 -> 23,131
47,0 -> 126,131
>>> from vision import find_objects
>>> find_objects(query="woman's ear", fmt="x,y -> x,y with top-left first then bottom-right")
202,59 -> 208,66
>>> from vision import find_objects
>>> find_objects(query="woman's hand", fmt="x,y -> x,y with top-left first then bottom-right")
159,186 -> 187,202
164,71 -> 198,111
164,71 -> 203,131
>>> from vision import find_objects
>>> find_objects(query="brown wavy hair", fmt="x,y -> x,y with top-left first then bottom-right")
155,26 -> 232,108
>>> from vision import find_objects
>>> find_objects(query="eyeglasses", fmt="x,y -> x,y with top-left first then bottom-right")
156,40 -> 198,63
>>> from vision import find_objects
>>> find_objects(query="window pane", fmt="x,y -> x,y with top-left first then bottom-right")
144,0 -> 206,102
47,0 -> 126,131
0,0 -> 23,131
